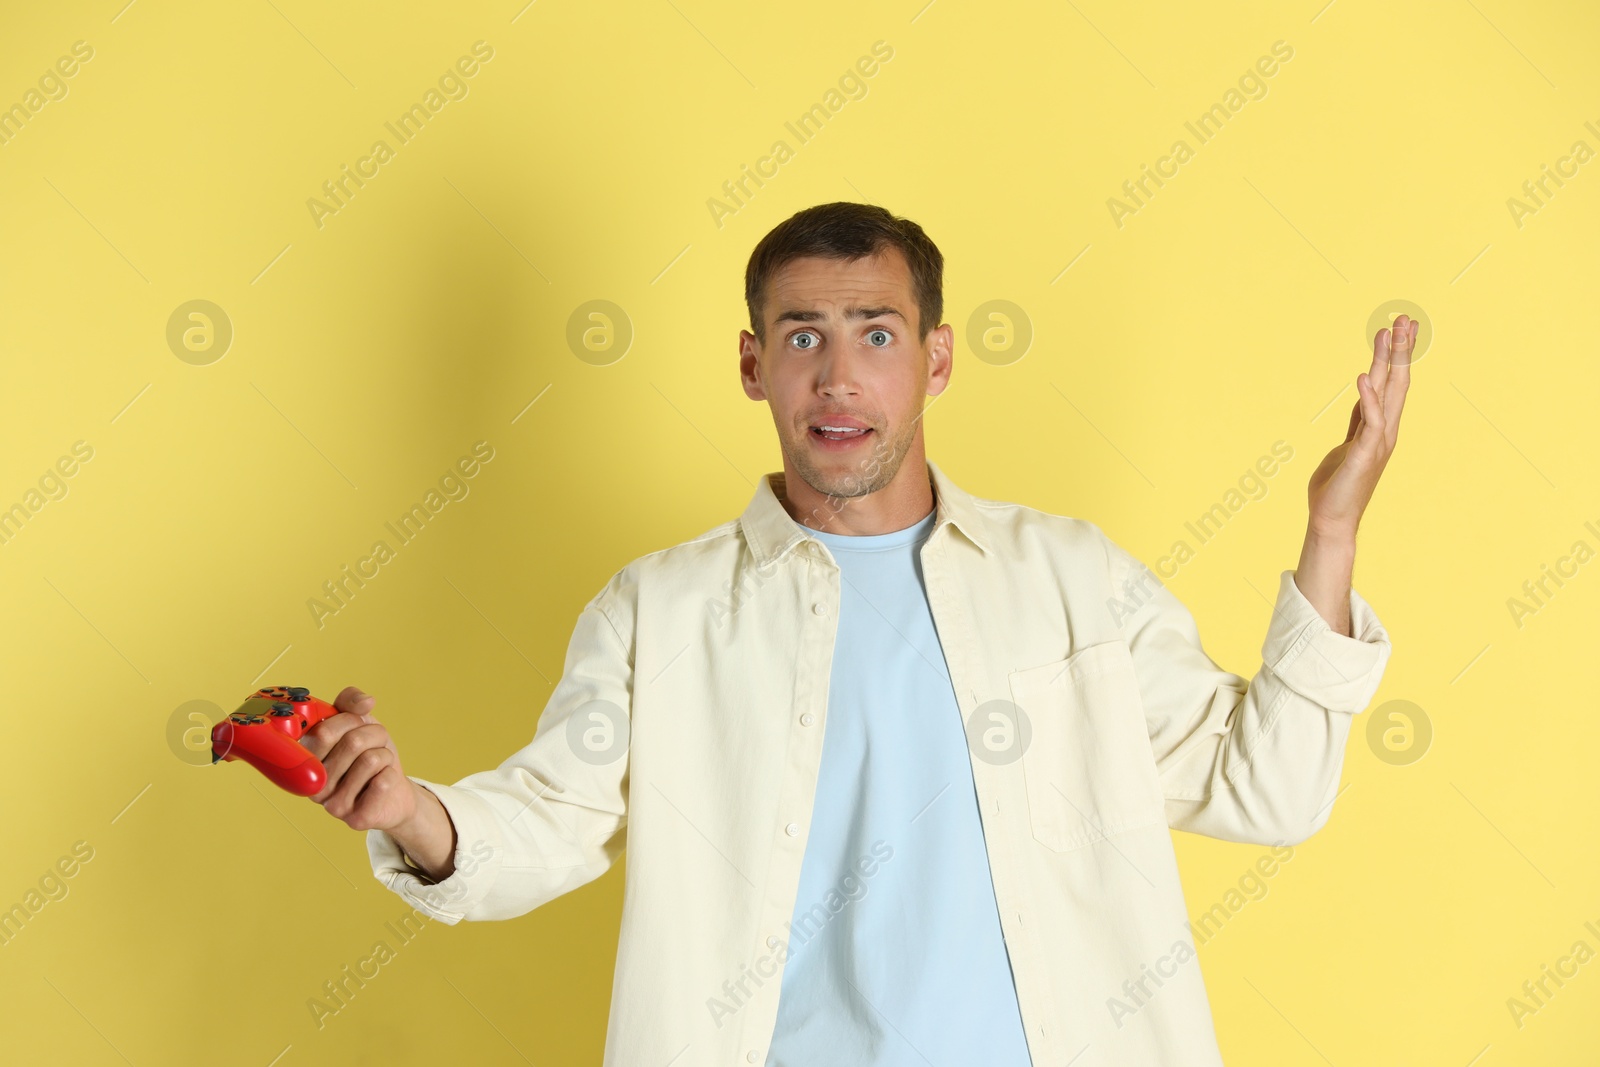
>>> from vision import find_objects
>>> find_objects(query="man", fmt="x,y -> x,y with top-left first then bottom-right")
306,202 -> 1408,1065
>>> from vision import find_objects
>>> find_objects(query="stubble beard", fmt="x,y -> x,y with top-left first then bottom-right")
783,409 -> 920,503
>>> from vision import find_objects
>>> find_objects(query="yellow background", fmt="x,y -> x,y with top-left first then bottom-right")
2,0 -> 1596,1063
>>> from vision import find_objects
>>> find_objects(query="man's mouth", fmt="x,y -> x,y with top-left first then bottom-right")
811,424 -> 873,442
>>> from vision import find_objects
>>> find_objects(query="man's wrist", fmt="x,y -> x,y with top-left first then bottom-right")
1303,519 -> 1358,554
1294,525 -> 1357,637
384,780 -> 458,881
384,780 -> 433,842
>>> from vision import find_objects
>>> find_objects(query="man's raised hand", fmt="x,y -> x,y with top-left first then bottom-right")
1305,314 -> 1416,538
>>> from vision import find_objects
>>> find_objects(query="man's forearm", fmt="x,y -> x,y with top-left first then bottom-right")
389,781 -> 458,882
1293,525 -> 1357,638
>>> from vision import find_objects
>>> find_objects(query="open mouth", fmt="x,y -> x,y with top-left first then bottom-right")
811,425 -> 873,442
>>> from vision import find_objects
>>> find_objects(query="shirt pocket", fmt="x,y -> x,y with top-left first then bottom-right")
1007,639 -> 1167,852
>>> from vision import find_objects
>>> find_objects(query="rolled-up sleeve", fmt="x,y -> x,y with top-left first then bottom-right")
1103,535 -> 1392,846
1260,568 -> 1389,712
366,569 -> 635,923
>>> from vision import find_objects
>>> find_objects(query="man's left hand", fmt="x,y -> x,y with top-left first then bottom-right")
1305,314 -> 1416,539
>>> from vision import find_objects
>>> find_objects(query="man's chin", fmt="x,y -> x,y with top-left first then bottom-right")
805,474 -> 877,500
787,438 -> 903,500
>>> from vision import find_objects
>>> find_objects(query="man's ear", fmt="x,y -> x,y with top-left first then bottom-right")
925,322 -> 954,398
739,329 -> 766,401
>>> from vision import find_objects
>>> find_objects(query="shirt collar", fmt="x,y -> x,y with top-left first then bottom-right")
738,457 -> 992,568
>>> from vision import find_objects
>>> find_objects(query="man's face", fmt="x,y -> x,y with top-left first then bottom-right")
739,248 -> 953,501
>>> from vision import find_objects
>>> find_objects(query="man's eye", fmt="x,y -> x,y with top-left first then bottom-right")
866,329 -> 892,347
791,331 -> 819,350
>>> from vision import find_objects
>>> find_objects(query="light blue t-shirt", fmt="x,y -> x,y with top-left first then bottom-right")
766,508 -> 1034,1066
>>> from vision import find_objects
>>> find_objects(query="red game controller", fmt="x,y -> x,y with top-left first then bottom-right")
212,686 -> 343,796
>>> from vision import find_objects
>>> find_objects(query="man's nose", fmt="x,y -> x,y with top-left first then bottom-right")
816,350 -> 862,396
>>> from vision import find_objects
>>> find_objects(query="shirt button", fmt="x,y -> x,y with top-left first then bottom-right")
746,1052 -> 759,1063
785,822 -> 800,837
799,713 -> 815,727
812,602 -> 828,616
767,935 -> 781,949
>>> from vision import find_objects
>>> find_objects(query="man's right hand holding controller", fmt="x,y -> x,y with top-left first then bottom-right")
302,686 -> 459,883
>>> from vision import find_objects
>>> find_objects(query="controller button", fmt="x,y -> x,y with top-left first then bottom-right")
270,705 -> 294,716
287,687 -> 310,700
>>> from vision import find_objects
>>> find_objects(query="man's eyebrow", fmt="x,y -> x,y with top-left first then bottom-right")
772,305 -> 907,326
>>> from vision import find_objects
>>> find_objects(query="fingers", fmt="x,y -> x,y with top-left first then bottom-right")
1354,371 -> 1385,450
1383,319 -> 1414,443
1368,319 -> 1392,396
1364,316 -> 1414,450
322,746 -> 404,828
340,763 -> 410,832
1343,396 -> 1362,443
300,709 -> 366,761
301,686 -> 412,830
321,720 -> 397,779
311,721 -> 398,802
307,686 -> 390,757
334,686 -> 377,717
1393,317 -> 1417,366
1384,316 -> 1414,383
1368,315 -> 1408,396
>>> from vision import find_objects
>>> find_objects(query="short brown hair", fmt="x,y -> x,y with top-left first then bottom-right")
744,202 -> 944,344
